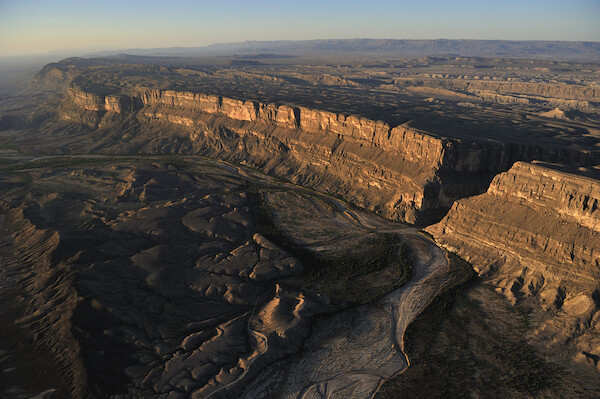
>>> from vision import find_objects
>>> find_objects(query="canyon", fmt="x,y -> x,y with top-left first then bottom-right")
1,47 -> 599,398
44,58 -> 600,225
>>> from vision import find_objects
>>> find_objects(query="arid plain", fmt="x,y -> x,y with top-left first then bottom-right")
0,40 -> 599,398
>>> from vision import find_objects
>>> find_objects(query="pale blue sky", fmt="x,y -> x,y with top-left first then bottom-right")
1,0 -> 599,56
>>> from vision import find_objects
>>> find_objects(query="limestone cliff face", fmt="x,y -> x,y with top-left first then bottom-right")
427,161 -> 600,276
68,87 -> 132,114
488,163 -> 600,232
426,162 -> 600,369
61,86 -> 600,223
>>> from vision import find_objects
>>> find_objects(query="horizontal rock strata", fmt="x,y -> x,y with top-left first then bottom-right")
61,85 -> 600,224
427,161 -> 600,279
426,161 -> 600,369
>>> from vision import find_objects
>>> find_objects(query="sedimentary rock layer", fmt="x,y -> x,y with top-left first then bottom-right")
426,161 -> 600,369
61,85 -> 600,224
427,161 -> 600,278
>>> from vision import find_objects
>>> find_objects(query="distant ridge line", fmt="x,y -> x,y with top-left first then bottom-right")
88,39 -> 600,62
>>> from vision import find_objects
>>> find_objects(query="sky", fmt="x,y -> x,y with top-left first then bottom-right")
1,0 -> 599,57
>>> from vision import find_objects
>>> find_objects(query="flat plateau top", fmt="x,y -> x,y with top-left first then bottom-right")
45,55 -> 600,151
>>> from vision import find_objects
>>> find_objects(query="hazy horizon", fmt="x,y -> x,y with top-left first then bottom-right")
1,0 -> 599,58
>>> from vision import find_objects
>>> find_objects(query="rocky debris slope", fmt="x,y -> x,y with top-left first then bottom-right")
57,83 -> 600,224
426,161 -> 600,371
0,208 -> 84,398
0,161 -> 320,398
0,156 -> 424,398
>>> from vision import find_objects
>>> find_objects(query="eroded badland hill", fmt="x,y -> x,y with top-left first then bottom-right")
1,44 -> 599,398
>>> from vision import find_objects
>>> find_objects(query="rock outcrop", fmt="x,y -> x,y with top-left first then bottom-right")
69,88 -> 135,114
427,161 -> 600,279
426,161 -> 600,369
58,85 -> 600,224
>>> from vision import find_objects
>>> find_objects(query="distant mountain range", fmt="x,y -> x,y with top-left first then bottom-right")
89,39 -> 600,61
